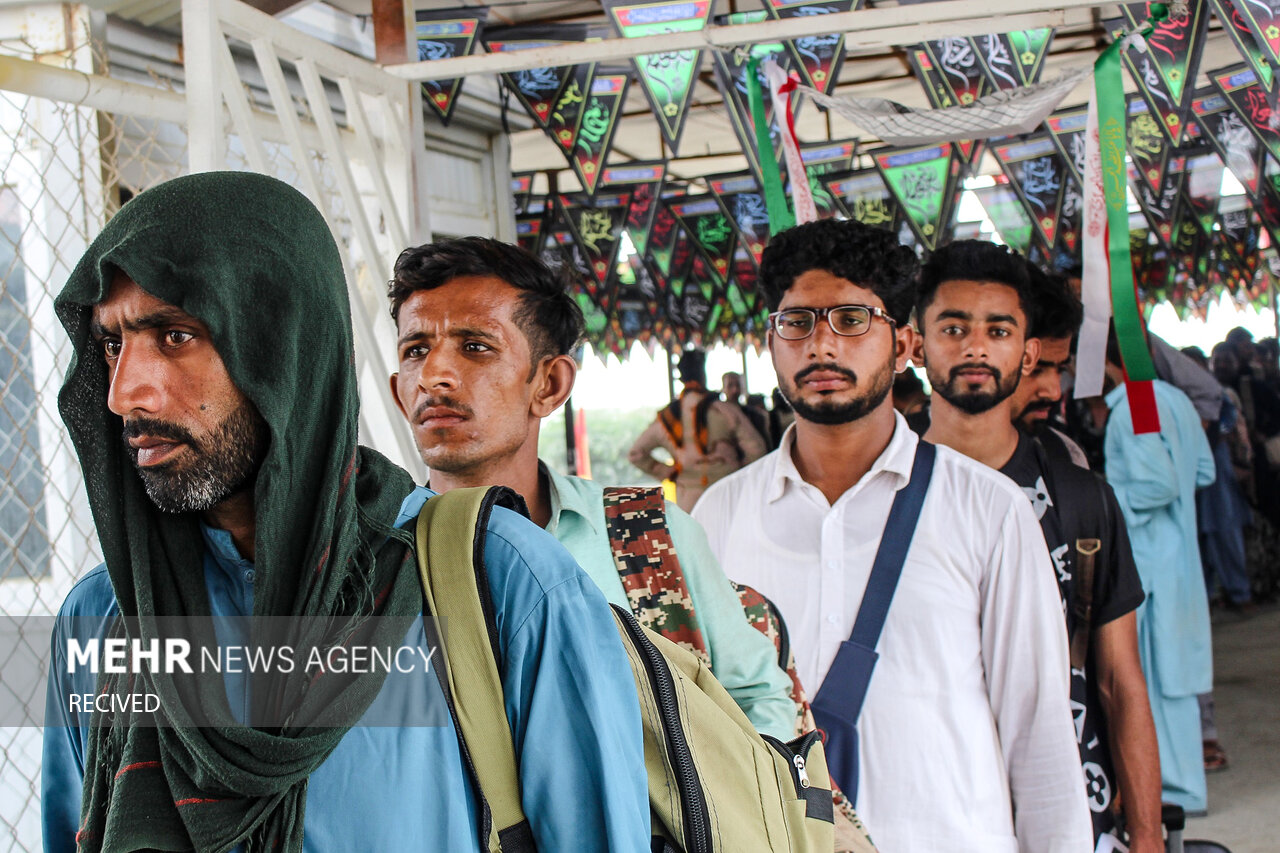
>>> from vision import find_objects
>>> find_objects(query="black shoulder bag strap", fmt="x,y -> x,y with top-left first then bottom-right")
810,440 -> 937,804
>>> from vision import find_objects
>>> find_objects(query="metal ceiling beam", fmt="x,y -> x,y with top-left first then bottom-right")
384,0 -> 1119,81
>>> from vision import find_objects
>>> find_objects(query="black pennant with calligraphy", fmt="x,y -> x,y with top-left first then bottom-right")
761,0 -> 860,94
415,9 -> 486,126
1210,64 -> 1280,163
547,64 -> 597,165
670,196 -> 739,283
571,72 -> 630,195
604,0 -> 712,153
1192,87 -> 1271,200
1046,106 -> 1090,185
556,191 -> 631,297
1107,1 -> 1208,147
707,172 -> 771,267
1130,154 -> 1187,247
1209,0 -> 1279,111
991,135 -> 1070,254
602,161 -> 668,258
515,198 -> 548,254
511,171 -> 537,215
484,24 -> 593,130
973,28 -> 1054,91
646,195 -> 685,281
822,168 -> 903,233
712,14 -> 791,185
1127,95 -> 1175,193
908,38 -> 992,108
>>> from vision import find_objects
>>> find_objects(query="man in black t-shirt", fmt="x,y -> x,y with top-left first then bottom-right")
917,242 -> 1164,853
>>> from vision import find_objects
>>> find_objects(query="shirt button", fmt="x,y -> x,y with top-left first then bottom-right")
243,569 -> 256,584
826,561 -> 837,570
826,614 -> 839,625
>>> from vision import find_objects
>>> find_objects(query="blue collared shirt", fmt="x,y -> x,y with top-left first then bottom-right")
43,487 -> 649,852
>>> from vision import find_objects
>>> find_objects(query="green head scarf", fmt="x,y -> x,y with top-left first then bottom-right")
56,171 -> 419,852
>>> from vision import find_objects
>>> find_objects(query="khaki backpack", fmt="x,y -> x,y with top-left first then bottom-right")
414,486 -> 851,853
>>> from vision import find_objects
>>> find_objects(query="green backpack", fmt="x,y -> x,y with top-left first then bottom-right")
414,486 -> 842,853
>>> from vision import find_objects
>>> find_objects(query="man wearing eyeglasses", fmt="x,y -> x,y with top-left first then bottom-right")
692,219 -> 1091,853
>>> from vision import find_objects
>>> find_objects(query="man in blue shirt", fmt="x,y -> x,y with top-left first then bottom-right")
42,172 -> 648,853
1099,329 -> 1216,814
383,236 -> 797,741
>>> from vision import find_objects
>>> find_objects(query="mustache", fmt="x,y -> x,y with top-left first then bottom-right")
412,395 -> 475,421
1023,400 -> 1057,413
122,416 -> 197,447
793,363 -> 859,385
948,362 -> 1002,383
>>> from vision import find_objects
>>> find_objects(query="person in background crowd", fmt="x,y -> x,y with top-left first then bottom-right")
385,236 -> 795,740
629,349 -> 766,510
692,219 -> 1091,853
722,370 -> 772,447
1218,328 -> 1280,530
768,387 -> 795,448
1097,326 -> 1216,816
744,392 -> 774,447
41,173 -> 649,853
891,368 -> 929,419
918,242 -> 1162,852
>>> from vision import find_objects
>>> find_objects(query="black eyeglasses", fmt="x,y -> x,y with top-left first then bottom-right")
768,305 -> 897,340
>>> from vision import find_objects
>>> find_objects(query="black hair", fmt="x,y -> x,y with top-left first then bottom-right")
388,236 -> 584,365
1025,264 -> 1083,340
677,348 -> 707,386
758,219 -> 919,324
917,240 -> 1034,325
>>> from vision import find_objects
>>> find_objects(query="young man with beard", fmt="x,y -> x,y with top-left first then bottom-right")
691,219 -> 1090,852
919,242 -> 1162,853
41,174 -> 648,853
385,237 -> 795,740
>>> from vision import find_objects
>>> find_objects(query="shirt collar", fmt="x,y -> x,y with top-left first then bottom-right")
540,460 -> 600,536
765,410 -> 917,504
1104,383 -> 1127,410
200,522 -> 253,572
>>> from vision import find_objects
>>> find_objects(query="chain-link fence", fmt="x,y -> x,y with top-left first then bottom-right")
0,13 -> 403,848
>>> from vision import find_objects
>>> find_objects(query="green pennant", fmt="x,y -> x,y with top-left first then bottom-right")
604,0 -> 712,152
571,73 -> 630,195
972,181 -> 1035,254
874,143 -> 953,252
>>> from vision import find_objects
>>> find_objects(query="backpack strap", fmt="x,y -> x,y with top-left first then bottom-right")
1069,538 -> 1101,671
602,486 -> 712,668
415,486 -> 536,853
811,440 -> 937,802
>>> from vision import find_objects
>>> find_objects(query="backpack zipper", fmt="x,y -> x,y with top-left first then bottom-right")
615,606 -> 712,853
762,730 -> 822,797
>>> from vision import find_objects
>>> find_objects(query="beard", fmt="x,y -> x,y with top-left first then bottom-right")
123,401 -> 269,513
1014,401 -> 1056,434
929,361 -> 1021,415
779,360 -> 894,426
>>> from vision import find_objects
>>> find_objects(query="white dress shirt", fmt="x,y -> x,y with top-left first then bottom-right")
692,413 -> 1092,853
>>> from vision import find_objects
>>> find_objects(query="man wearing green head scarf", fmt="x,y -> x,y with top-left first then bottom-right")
41,171 -> 649,853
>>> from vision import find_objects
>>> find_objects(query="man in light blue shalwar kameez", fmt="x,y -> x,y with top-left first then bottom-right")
1104,364 -> 1216,814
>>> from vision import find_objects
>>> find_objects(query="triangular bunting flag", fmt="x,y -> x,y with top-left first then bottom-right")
1130,154 -> 1188,247
547,64 -> 598,162
1127,95 -> 1175,192
1210,65 -> 1280,163
1055,173 -> 1084,260
822,168 -> 903,232
603,161 -> 668,257
670,196 -> 738,283
1209,0 -> 1278,108
761,0 -> 860,94
1221,0 -> 1280,95
972,29 -> 1054,91
908,38 -> 992,108
515,200 -> 547,253
707,172 -> 771,266
415,9 -> 486,126
875,143 -> 954,252
511,171 -> 537,214
991,134 -> 1070,252
1108,1 -> 1209,146
603,0 -> 713,152
484,24 -> 594,129
556,191 -> 631,296
1192,87 -> 1269,199
647,195 -> 684,279
571,73 -> 630,195
972,179 -> 1036,254
711,16 -> 790,184
1046,106 -> 1090,184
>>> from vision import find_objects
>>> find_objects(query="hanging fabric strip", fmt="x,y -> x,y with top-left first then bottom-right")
746,56 -> 795,234
1075,91 -> 1112,399
1096,30 -> 1161,433
764,60 -> 819,224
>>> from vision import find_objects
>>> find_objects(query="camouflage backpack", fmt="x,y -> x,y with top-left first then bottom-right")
602,486 -> 872,849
